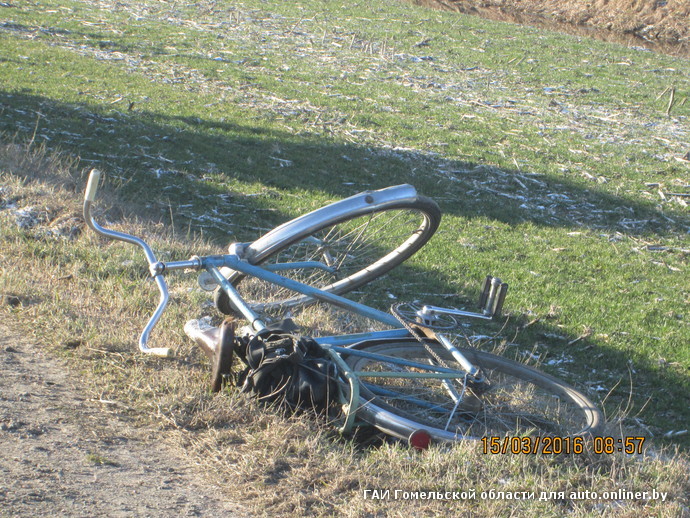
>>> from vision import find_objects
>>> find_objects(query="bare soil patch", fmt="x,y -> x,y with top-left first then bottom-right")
0,323 -> 243,517
412,0 -> 690,56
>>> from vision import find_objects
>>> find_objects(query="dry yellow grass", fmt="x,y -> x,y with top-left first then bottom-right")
411,0 -> 690,45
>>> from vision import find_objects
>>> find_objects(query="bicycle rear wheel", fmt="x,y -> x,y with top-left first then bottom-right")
344,339 -> 603,443
215,191 -> 440,316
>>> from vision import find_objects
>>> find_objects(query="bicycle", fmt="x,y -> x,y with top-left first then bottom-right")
83,170 -> 604,447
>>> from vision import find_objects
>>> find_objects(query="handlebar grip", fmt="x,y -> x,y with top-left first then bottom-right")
85,169 -> 101,202
145,347 -> 173,357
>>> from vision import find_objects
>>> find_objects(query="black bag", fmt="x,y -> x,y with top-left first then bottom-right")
235,328 -> 338,413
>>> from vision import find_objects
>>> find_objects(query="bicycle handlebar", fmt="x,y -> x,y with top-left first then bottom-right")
84,168 -> 101,202
83,169 -> 172,357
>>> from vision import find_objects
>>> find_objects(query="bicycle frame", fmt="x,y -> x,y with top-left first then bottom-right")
84,170 -> 485,434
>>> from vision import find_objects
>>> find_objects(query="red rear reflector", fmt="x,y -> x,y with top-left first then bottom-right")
409,429 -> 431,450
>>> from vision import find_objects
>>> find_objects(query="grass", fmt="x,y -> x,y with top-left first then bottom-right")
1,0 -> 689,515
1,130 -> 688,518
86,452 -> 118,467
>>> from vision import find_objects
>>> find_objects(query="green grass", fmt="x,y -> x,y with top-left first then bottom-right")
1,0 -> 689,515
86,452 -> 118,467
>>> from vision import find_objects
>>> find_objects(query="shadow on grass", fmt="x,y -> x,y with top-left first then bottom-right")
2,90 -> 689,447
3,90 -> 689,237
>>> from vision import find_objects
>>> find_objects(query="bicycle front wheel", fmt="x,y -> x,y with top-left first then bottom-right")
345,339 -> 604,443
216,191 -> 440,316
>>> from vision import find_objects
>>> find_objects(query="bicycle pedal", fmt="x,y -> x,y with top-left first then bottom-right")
478,275 -> 508,319
184,319 -> 219,360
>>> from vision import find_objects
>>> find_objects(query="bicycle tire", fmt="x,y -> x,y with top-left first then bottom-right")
344,338 -> 604,443
215,187 -> 441,316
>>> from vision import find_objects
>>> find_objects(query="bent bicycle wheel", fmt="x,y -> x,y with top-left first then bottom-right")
215,187 -> 440,316
344,339 -> 604,443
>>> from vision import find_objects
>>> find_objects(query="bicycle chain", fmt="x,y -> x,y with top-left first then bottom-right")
390,303 -> 451,371
391,304 -> 492,403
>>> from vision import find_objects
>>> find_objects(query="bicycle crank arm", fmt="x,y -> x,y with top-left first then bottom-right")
417,276 -> 508,323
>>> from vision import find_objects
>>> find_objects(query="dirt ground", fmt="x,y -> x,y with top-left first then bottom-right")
413,0 -> 690,54
0,323 -> 243,517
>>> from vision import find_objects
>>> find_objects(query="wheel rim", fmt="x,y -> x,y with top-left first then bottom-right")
236,206 -> 436,316
347,341 -> 601,440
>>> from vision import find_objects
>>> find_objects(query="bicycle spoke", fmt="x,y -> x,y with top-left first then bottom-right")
232,206 -> 438,319
346,340 -> 602,441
